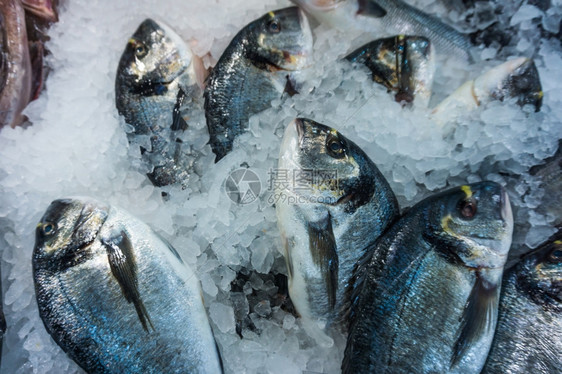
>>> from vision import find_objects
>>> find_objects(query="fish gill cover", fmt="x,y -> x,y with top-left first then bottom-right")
0,0 -> 560,373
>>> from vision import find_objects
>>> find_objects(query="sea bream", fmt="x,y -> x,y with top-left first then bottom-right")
115,19 -> 206,187
204,7 -> 313,162
431,57 -> 543,126
275,118 -> 399,345
343,182 -> 513,374
482,232 -> 562,374
291,0 -> 472,61
0,0 -> 32,128
33,198 -> 223,374
345,35 -> 435,106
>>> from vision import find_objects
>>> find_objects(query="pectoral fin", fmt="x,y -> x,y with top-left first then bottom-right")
102,230 -> 154,332
451,271 -> 498,367
307,213 -> 339,310
357,0 -> 387,17
171,88 -> 189,131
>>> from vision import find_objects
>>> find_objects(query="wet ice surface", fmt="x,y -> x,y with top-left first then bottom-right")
0,0 -> 561,373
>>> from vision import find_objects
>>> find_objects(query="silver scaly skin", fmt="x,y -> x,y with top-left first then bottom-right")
33,198 -> 223,374
291,0 -> 471,61
115,19 -> 203,187
276,118 -> 399,345
204,7 -> 313,162
343,182 -> 513,374
530,143 -> 561,228
482,232 -> 562,374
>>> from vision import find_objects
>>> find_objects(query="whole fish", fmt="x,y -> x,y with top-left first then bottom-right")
530,142 -> 562,228
346,35 -> 435,106
291,0 -> 472,61
204,7 -> 313,162
482,232 -> 562,374
343,182 -> 513,374
432,57 -> 543,126
275,118 -> 399,345
33,198 -> 223,374
115,19 -> 205,187
0,0 -> 32,128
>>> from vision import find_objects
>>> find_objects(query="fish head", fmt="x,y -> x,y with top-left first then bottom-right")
278,118 -> 378,210
251,7 -> 313,71
519,234 -> 562,305
427,182 -> 514,270
33,198 -> 109,267
290,0 -> 346,13
116,18 -> 193,88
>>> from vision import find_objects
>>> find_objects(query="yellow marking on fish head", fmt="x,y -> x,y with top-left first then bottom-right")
441,214 -> 455,237
268,11 -> 275,18
554,240 -> 562,245
461,185 -> 473,199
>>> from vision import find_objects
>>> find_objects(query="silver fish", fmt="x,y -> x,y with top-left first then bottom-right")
204,7 -> 313,162
275,118 -> 399,345
33,198 -> 223,374
291,0 -> 472,61
343,182 -> 513,373
432,57 -> 543,126
345,35 -> 435,106
0,0 -> 32,128
482,232 -> 562,374
115,19 -> 205,187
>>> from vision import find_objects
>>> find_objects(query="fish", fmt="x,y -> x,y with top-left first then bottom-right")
33,198 -> 223,374
343,182 -> 514,374
275,118 -> 399,345
0,0 -> 32,128
431,57 -> 543,126
481,231 -> 562,374
204,7 -> 313,162
530,142 -> 562,228
345,35 -> 435,106
291,0 -> 472,61
115,18 -> 206,187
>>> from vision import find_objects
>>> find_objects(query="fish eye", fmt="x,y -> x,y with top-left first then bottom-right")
42,222 -> 56,236
134,43 -> 148,59
268,19 -> 281,33
326,133 -> 346,159
458,198 -> 477,219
